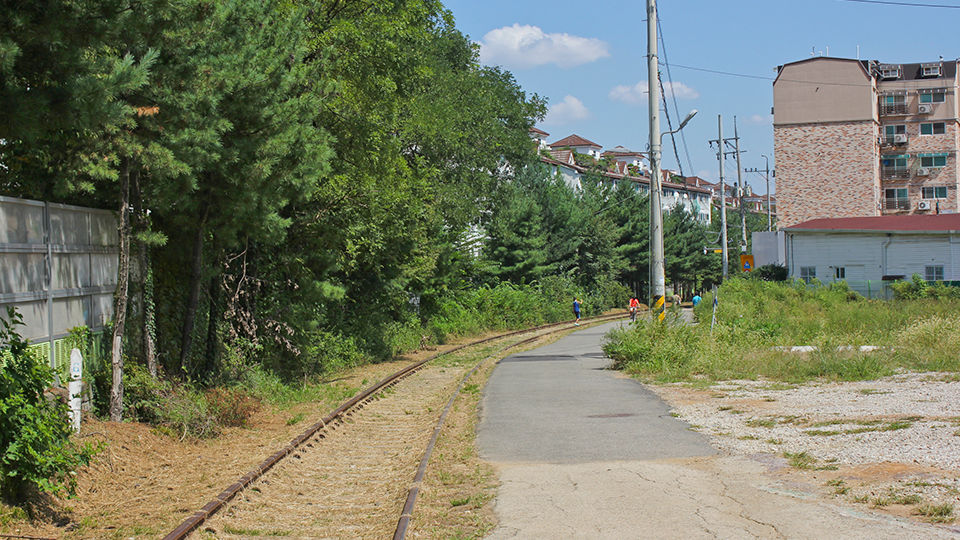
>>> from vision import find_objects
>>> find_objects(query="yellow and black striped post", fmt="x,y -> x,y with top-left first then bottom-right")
652,294 -> 665,322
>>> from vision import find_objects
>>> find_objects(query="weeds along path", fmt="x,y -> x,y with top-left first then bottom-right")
198,360 -> 471,539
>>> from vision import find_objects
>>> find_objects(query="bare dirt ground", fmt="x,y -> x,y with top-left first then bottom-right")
649,376 -> 960,530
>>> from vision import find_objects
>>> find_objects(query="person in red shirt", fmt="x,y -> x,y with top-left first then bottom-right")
628,297 -> 640,322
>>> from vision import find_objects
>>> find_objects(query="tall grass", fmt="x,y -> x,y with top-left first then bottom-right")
603,278 -> 960,383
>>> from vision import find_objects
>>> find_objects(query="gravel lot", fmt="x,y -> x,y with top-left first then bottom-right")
648,372 -> 960,526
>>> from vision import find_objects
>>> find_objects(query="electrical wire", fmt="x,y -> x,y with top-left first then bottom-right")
657,17 -> 696,175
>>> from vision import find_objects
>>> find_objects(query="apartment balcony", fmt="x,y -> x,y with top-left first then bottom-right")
879,103 -> 908,116
883,198 -> 910,211
881,168 -> 910,181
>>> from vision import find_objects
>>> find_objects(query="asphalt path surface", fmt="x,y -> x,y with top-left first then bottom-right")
476,318 -> 959,539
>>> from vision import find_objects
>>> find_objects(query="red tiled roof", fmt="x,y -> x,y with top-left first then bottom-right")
549,134 -> 602,149
787,214 -> 960,232
547,149 -> 576,166
602,145 -> 643,156
529,126 -> 549,136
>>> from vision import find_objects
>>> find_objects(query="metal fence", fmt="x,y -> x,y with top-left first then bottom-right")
0,195 -> 118,375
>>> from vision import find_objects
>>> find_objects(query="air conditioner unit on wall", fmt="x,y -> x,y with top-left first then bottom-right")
918,104 -> 934,114
918,167 -> 931,176
918,200 -> 932,210
894,134 -> 908,143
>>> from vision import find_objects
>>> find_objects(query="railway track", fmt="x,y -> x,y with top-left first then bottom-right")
164,313 -> 628,539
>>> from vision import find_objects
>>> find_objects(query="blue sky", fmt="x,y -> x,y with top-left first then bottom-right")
442,0 -> 960,195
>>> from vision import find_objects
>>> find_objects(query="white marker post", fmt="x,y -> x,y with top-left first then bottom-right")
68,348 -> 83,432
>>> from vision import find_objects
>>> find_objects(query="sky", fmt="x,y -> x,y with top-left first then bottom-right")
441,0 -> 960,195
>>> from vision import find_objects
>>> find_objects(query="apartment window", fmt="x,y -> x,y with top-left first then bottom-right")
885,188 -> 909,210
919,154 -> 948,168
834,267 -> 845,280
882,155 -> 909,179
922,186 -> 948,199
922,64 -> 942,77
925,265 -> 944,281
880,94 -> 907,115
920,122 -> 946,135
880,65 -> 901,79
920,92 -> 946,103
884,125 -> 906,144
800,267 -> 816,283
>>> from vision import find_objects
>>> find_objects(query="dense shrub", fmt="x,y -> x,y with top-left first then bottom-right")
749,264 -> 789,282
890,273 -> 960,300
204,387 -> 262,427
0,309 -> 98,500
123,364 -> 218,439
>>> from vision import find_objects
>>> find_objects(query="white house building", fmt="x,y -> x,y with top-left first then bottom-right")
783,214 -> 960,297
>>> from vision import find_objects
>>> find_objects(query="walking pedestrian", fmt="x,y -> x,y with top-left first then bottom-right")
572,298 -> 582,326
692,292 -> 702,307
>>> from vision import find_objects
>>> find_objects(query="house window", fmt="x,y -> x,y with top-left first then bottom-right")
834,267 -> 845,279
800,266 -> 816,284
920,122 -> 946,135
922,186 -> 948,199
920,92 -> 946,103
884,188 -> 909,210
925,265 -> 944,281
920,154 -> 948,168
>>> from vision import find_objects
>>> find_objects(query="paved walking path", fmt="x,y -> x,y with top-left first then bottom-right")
476,320 -> 959,539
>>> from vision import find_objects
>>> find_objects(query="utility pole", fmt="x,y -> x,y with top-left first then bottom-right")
709,116 -> 729,280
646,0 -> 665,320
745,155 -> 773,231
734,118 -> 747,253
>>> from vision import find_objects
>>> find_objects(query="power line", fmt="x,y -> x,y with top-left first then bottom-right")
840,0 -> 960,7
661,61 -> 882,89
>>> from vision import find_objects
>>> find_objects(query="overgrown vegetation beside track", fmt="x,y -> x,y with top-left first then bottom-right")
603,277 -> 960,383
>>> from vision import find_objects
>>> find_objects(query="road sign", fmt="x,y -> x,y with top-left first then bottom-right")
741,254 -> 754,272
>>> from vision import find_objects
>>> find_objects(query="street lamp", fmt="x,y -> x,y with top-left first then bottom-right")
649,109 -> 697,321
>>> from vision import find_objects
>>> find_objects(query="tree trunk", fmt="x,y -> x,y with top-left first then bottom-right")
201,271 -> 221,379
179,201 -> 208,373
110,157 -> 131,421
132,170 -> 157,377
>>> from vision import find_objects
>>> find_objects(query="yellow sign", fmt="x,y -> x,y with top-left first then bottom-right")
741,254 -> 755,272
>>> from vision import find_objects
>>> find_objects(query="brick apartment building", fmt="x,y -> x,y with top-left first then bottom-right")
773,57 -> 959,228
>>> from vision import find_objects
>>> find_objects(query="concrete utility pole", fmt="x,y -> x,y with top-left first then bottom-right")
647,0 -> 665,320
745,155 -> 773,231
710,116 -> 729,280
734,118 -> 747,252
647,0 -> 695,320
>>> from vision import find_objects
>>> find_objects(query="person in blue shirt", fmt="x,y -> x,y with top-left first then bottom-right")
573,298 -> 582,325
692,293 -> 702,307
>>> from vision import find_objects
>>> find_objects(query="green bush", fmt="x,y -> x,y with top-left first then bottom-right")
123,364 -> 218,439
0,308 -> 98,500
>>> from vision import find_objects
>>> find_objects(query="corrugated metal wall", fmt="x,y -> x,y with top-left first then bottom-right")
786,231 -> 956,298
0,195 -> 118,372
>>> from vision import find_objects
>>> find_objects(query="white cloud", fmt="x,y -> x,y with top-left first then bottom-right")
543,95 -> 591,125
741,114 -> 773,126
609,81 -> 699,105
477,24 -> 610,70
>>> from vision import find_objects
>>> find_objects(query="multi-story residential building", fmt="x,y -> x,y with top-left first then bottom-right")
773,57 -> 959,228
531,130 -> 713,223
